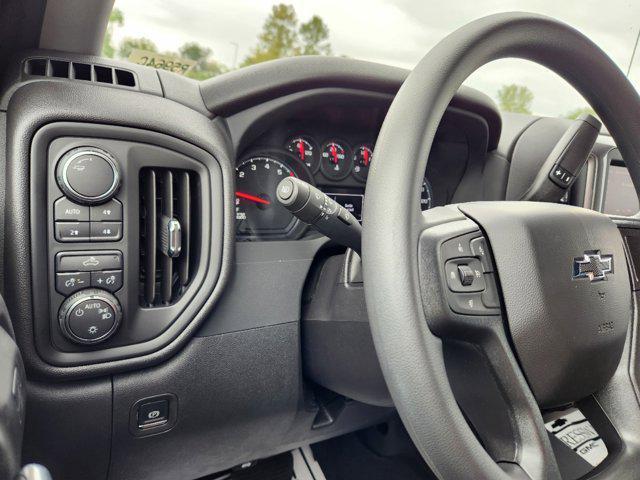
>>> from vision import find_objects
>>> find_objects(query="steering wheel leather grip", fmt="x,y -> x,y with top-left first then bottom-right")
363,12 -> 640,480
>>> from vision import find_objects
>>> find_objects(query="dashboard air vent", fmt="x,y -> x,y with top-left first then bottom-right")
24,58 -> 137,87
139,168 -> 199,307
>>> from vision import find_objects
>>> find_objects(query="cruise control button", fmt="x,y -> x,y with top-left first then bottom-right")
91,270 -> 123,293
90,199 -> 122,221
445,258 -> 485,292
470,236 -> 494,272
55,222 -> 90,242
55,272 -> 90,296
90,222 -> 122,241
56,252 -> 123,272
54,197 -> 89,221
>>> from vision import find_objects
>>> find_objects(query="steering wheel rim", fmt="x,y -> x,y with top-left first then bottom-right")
363,12 -> 640,480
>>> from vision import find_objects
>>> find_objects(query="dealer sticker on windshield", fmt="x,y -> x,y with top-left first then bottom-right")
545,409 -> 608,467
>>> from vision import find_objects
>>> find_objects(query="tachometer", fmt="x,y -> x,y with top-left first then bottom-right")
285,135 -> 318,172
320,141 -> 351,180
236,154 -> 305,238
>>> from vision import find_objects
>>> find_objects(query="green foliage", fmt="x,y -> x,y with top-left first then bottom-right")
299,15 -> 331,55
102,3 -> 330,79
102,7 -> 124,58
118,37 -> 158,59
242,3 -> 331,67
497,84 -> 534,114
179,42 -> 228,80
565,107 -> 596,120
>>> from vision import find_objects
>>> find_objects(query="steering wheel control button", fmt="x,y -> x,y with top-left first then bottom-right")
481,274 -> 500,309
549,164 -> 574,187
90,199 -> 123,221
445,258 -> 485,292
91,270 -> 123,293
441,232 -> 478,260
58,289 -> 122,344
56,147 -> 121,205
448,292 -> 499,316
90,221 -> 123,241
54,197 -> 89,221
469,236 -> 494,272
457,265 -> 475,286
55,272 -> 90,296
137,399 -> 169,429
56,251 -> 123,272
55,221 -> 90,242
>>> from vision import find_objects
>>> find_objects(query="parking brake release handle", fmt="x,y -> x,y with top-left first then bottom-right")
276,177 -> 362,253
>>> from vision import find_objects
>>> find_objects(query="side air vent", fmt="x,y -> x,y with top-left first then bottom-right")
139,168 -> 200,307
24,58 -> 137,88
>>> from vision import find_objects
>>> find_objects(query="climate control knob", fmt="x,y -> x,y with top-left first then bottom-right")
56,147 -> 121,205
58,288 -> 122,345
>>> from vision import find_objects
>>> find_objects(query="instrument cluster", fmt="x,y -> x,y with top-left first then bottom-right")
235,132 -> 434,240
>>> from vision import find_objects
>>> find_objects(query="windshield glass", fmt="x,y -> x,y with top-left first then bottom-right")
106,1 -> 640,118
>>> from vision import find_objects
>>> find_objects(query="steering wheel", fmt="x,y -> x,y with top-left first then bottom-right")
363,12 -> 640,480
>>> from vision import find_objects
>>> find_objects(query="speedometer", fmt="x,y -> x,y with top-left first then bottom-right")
235,151 -> 312,239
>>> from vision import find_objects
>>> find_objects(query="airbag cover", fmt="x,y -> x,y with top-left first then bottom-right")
459,202 -> 631,408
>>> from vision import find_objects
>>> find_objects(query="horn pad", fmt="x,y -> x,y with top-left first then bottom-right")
459,202 -> 631,408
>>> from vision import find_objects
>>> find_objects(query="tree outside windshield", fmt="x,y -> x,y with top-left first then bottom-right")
105,1 -> 640,119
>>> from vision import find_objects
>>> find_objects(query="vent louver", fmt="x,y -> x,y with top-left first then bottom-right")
139,168 -> 199,307
24,58 -> 137,87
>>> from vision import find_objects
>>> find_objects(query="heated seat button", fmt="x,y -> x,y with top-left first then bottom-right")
55,272 -> 90,296
54,197 -> 89,221
55,222 -> 90,242
138,400 -> 169,428
91,270 -> 123,293
445,258 -> 485,292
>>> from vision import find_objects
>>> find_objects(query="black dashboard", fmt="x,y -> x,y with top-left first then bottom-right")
235,99 -> 478,240
0,49 -> 632,480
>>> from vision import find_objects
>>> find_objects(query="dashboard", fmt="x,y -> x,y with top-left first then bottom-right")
234,101 -> 471,240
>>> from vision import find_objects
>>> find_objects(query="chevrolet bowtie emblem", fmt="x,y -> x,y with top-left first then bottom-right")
572,252 -> 613,282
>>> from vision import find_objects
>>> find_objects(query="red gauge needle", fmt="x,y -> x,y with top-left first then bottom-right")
363,148 -> 370,166
331,144 -> 338,164
298,141 -> 305,161
236,191 -> 270,205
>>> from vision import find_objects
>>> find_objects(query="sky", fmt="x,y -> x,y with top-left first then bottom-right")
112,0 -> 640,117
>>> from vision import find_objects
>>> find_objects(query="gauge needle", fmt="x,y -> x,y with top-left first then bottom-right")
236,191 -> 270,205
331,145 -> 338,164
298,141 -> 305,161
363,149 -> 370,166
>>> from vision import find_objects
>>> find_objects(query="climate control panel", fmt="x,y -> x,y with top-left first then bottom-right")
49,144 -> 128,346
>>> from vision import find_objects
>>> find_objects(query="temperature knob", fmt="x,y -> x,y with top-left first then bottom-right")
58,288 -> 122,345
56,147 -> 121,205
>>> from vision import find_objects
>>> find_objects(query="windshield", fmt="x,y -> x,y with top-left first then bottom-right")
105,1 -> 640,118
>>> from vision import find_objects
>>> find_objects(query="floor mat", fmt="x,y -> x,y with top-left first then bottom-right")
312,427 -> 436,480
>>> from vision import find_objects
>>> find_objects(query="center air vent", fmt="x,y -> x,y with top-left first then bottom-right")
139,168 -> 200,307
